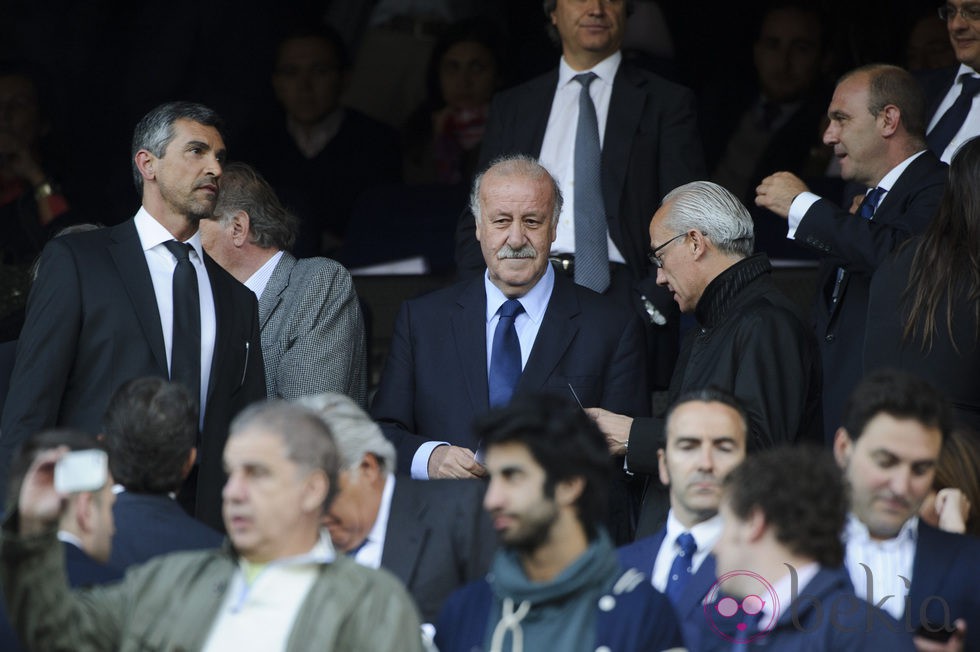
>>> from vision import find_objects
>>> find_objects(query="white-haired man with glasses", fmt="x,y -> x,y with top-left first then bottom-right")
587,181 -> 822,537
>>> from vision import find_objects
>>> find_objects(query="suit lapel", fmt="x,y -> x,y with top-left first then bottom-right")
258,253 -> 294,330
516,274 -> 580,393
203,254 -> 228,404
603,65 -> 644,222
525,70 -> 559,157
451,277 -> 490,413
380,480 -> 427,587
681,554 -> 717,618
107,220 -> 168,374
909,521 -> 951,618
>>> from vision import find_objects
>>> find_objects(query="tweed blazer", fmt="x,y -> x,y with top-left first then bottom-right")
258,252 -> 367,406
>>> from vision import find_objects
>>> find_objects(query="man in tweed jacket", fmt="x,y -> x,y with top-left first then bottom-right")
200,162 -> 367,406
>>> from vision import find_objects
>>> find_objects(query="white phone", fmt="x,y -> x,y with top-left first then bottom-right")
54,450 -> 108,494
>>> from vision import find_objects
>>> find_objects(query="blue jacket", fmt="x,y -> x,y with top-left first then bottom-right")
618,527 -> 718,650
697,566 -> 915,652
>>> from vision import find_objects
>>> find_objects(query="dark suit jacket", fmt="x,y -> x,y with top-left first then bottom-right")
109,491 -> 224,572
794,152 -> 946,440
380,478 -> 495,624
370,271 -> 649,470
919,66 -> 960,139
0,219 -> 266,528
908,521 -> 980,651
617,527 -> 718,650
699,566 -> 915,652
63,541 -> 122,588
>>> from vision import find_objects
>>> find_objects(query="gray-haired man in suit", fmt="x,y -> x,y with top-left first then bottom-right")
199,161 -> 367,405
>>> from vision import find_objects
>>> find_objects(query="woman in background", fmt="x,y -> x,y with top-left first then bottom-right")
864,137 -> 980,433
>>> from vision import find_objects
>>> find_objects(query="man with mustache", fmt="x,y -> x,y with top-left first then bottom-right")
755,64 -> 947,442
0,102 -> 266,529
371,154 -> 647,542
618,388 -> 747,648
835,370 -> 980,652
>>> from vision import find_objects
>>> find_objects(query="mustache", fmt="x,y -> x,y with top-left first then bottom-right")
497,244 -> 536,259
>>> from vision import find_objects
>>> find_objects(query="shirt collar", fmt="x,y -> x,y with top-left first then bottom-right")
957,62 -> 980,81
244,250 -> 284,299
844,512 -> 919,546
134,206 -> 205,261
664,509 -> 724,553
558,50 -> 622,88
484,262 -> 555,324
875,150 -> 926,193
364,473 -> 396,551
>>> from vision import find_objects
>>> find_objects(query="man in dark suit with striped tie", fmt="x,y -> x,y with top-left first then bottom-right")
755,64 -> 947,442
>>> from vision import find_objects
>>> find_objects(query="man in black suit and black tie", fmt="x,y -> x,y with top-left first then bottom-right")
0,101 -> 266,528
455,0 -> 706,389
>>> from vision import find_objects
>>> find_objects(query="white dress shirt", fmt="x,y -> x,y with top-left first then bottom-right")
410,266 -> 556,479
350,474 -> 396,570
135,207 -> 216,426
538,52 -> 626,264
844,514 -> 917,621
650,511 -> 723,592
786,150 -> 926,238
927,64 -> 980,163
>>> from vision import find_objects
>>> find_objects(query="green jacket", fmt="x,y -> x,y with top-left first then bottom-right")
1,527 -> 424,651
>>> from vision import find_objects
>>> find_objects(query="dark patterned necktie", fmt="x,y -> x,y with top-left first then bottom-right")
927,74 -> 980,156
573,72 -> 610,293
665,531 -> 698,605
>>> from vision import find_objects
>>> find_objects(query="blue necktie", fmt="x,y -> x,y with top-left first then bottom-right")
488,299 -> 524,407
857,186 -> 886,220
665,532 -> 698,605
927,74 -> 980,157
573,72 -> 610,293
163,240 -> 201,409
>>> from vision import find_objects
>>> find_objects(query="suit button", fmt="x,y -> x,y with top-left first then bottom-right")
825,334 -> 835,342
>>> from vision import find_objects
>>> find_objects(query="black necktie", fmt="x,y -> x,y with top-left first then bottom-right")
488,299 -> 524,407
927,74 -> 980,156
573,72 -> 610,293
163,241 -> 201,409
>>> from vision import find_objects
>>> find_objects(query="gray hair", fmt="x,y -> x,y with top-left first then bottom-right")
212,162 -> 298,251
230,400 -> 341,511
131,101 -> 224,193
469,154 -> 563,225
295,393 -> 397,473
660,181 -> 754,257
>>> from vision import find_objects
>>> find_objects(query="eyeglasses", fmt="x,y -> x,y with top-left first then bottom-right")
939,4 -> 980,21
648,232 -> 687,269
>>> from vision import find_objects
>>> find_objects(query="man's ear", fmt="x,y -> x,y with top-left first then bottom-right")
73,492 -> 95,534
230,211 -> 250,247
300,469 -> 329,515
689,229 -> 709,260
555,476 -> 585,507
878,105 -> 901,138
181,448 -> 197,480
134,150 -> 156,184
658,448 -> 670,487
745,506 -> 768,543
832,428 -> 852,468
360,453 -> 383,484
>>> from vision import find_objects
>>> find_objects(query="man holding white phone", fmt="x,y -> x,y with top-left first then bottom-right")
1,402 -> 424,652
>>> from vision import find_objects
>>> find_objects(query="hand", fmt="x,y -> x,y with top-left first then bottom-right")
755,172 -> 810,219
17,446 -> 68,536
584,407 -> 633,456
427,445 -> 487,479
913,618 -> 966,652
848,193 -> 865,215
934,488 -> 971,534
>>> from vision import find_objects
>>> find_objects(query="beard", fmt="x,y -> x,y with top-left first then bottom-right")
498,497 -> 560,553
